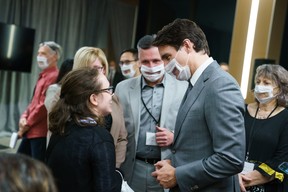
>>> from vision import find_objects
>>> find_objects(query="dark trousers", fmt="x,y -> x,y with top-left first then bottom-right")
17,137 -> 46,162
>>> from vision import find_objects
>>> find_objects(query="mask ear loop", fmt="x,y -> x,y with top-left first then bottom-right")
164,50 -> 179,75
176,47 -> 190,70
170,48 -> 186,78
185,52 -> 190,67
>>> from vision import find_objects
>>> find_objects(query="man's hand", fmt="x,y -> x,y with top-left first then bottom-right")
152,160 -> 177,189
155,126 -> 174,147
18,118 -> 29,138
238,174 -> 251,192
19,117 -> 27,128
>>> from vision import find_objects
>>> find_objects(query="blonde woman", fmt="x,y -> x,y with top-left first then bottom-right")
73,47 -> 128,168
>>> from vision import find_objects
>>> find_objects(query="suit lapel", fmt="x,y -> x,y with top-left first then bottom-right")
174,81 -> 204,142
174,63 -> 216,142
129,77 -> 142,147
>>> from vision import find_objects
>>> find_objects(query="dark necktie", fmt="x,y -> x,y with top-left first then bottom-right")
180,81 -> 193,107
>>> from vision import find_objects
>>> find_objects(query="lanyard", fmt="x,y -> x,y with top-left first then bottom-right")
246,104 -> 278,160
140,80 -> 161,125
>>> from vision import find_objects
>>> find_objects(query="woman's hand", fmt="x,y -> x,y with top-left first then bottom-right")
241,170 -> 274,188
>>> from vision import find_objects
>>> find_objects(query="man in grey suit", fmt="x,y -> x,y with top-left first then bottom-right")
151,19 -> 246,192
115,35 -> 187,192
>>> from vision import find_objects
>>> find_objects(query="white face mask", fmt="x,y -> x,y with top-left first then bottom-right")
165,50 -> 191,81
254,85 -> 276,104
121,63 -> 136,78
37,56 -> 49,70
141,63 -> 165,82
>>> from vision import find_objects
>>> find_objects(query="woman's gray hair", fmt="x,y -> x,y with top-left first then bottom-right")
255,64 -> 288,107
39,41 -> 62,60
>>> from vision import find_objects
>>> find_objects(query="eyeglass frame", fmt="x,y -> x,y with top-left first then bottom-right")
95,86 -> 114,95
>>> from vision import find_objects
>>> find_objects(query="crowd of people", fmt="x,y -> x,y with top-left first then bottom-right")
1,18 -> 287,192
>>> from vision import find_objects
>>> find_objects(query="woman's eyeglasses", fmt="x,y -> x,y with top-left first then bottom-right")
95,86 -> 114,95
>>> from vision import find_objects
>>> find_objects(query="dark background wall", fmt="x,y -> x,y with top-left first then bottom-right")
135,0 -> 237,64
280,10 -> 288,70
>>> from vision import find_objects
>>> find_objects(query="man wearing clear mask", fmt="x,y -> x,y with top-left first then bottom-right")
119,48 -> 141,79
151,19 -> 245,192
115,35 -> 187,192
18,41 -> 62,162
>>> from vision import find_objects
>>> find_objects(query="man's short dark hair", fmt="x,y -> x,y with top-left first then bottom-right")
120,48 -> 138,60
137,35 -> 155,50
153,18 -> 210,55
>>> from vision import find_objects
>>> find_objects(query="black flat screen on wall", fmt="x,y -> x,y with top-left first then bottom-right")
0,23 -> 35,73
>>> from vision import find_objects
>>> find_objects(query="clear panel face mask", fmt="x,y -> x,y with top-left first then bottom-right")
140,64 -> 165,82
165,50 -> 191,81
254,85 -> 276,104
121,63 -> 136,78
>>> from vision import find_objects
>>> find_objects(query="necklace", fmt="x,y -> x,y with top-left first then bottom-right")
256,104 -> 278,119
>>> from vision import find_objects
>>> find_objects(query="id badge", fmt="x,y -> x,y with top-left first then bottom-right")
278,162 -> 288,174
241,161 -> 255,174
146,132 -> 157,146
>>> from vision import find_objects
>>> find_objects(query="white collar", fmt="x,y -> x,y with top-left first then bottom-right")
190,57 -> 213,86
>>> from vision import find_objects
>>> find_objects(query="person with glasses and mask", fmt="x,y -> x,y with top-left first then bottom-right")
151,18 -> 246,192
46,68 -> 122,192
115,35 -> 187,192
238,64 -> 288,192
17,41 -> 62,162
119,48 -> 141,79
73,46 -> 128,169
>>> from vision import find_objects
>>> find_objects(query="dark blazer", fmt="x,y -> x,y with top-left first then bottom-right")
112,71 -> 125,88
46,121 -> 122,192
171,61 -> 246,192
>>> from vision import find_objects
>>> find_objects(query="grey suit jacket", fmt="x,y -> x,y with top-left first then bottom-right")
171,62 -> 245,192
115,73 -> 188,183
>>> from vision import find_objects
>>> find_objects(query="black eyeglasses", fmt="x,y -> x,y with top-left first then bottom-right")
95,86 -> 114,95
119,60 -> 137,66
